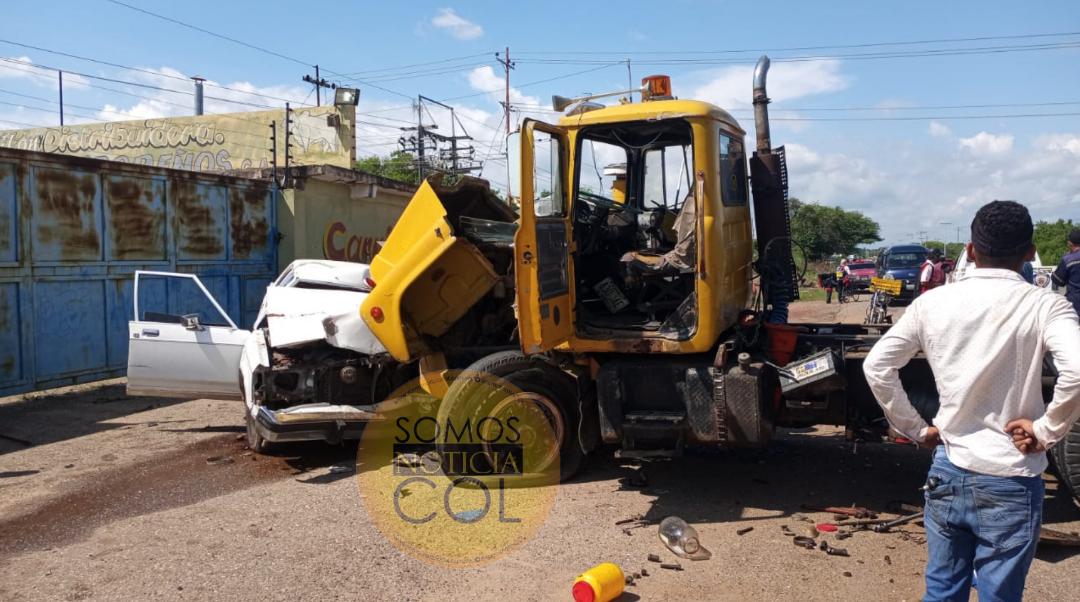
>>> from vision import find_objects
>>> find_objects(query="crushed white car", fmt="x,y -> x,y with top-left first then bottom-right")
949,247 -> 1054,287
127,260 -> 411,451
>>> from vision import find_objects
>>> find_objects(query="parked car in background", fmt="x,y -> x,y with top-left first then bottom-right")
847,259 -> 877,292
949,247 -> 1053,288
876,245 -> 929,300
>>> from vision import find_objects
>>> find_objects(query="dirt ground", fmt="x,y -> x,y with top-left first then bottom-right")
1,298 -> 1076,601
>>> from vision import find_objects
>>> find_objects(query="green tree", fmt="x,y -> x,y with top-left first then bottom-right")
789,198 -> 883,260
1033,219 -> 1076,267
354,150 -> 419,184
922,240 -> 965,260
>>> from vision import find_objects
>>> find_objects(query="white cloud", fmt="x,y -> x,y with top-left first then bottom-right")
431,8 -> 483,40
928,121 -> 951,137
784,133 -> 1080,245
0,56 -> 89,90
690,59 -> 848,110
957,131 -> 1013,157
467,65 -> 540,107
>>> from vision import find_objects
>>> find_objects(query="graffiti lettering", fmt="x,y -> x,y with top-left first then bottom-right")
323,221 -> 385,263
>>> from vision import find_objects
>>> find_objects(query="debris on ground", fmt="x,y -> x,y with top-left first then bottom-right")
647,553 -> 661,563
872,511 -> 924,533
884,555 -> 892,565
793,536 -> 817,549
820,541 -> 850,557
660,563 -> 683,571
1039,528 -> 1080,547
816,523 -> 838,533
780,525 -> 796,537
573,562 -> 624,602
736,526 -> 754,536
615,514 -> 644,526
328,464 -> 353,474
843,571 -> 853,578
640,568 -> 650,577
802,504 -> 877,519
659,516 -> 711,560
619,468 -> 649,489
802,525 -> 820,538
205,456 -> 234,466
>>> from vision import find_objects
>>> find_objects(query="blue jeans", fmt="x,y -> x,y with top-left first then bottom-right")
923,447 -> 1044,602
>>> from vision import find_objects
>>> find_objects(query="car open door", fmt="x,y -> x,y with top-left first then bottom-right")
515,119 -> 573,354
127,271 -> 250,399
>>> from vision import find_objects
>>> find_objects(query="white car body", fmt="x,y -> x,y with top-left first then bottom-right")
127,260 -> 394,446
949,248 -> 1054,288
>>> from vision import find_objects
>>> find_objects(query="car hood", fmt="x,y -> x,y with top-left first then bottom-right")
260,286 -> 386,355
884,267 -> 920,279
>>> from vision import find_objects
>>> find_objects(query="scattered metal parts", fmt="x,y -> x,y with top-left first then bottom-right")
616,514 -> 645,526
835,532 -> 852,540
205,456 -> 234,466
1039,527 -> 1080,547
802,505 -> 877,519
641,568 -> 650,577
625,575 -> 636,586
802,525 -> 820,538
780,525 -> 796,537
660,563 -> 683,571
820,541 -> 850,557
791,513 -> 814,523
873,511 -> 924,533
647,553 -> 661,563
736,526 -> 754,536
793,536 -> 817,550
843,571 -> 852,578
328,464 -> 353,474
622,528 -> 634,536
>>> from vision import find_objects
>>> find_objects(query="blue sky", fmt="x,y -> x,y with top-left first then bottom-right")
2,0 -> 1079,245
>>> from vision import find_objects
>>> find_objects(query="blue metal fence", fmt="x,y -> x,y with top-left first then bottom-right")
0,148 -> 277,396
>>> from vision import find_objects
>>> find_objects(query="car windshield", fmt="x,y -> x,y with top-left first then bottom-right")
887,252 -> 924,268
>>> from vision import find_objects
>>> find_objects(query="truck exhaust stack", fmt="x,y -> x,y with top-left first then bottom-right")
749,55 -> 797,323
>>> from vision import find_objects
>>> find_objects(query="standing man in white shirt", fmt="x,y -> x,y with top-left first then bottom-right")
863,200 -> 1080,601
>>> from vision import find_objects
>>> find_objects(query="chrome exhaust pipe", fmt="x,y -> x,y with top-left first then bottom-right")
752,55 -> 771,155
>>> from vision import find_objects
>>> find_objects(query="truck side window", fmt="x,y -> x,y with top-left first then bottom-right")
533,131 -> 563,217
719,133 -> 747,206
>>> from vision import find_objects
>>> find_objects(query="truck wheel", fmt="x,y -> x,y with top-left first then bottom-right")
1050,422 -> 1080,504
440,351 -> 585,482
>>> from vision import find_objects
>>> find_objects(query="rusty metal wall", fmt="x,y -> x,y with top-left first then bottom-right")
0,148 -> 276,396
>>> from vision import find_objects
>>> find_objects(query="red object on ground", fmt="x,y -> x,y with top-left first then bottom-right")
816,523 -> 838,532
572,581 -> 596,602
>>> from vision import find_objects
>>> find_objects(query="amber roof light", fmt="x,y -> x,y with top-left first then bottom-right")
641,75 -> 672,101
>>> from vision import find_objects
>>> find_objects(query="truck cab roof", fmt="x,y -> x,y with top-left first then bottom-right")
557,98 -> 745,135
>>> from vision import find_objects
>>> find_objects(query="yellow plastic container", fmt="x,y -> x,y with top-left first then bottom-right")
572,562 -> 625,602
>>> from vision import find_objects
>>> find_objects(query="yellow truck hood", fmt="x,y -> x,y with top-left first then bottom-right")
360,179 -> 514,362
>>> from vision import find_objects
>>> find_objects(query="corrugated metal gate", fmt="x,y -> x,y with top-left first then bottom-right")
0,148 -> 276,396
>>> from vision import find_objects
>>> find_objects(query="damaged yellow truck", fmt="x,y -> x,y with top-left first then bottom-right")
305,59 -> 1080,496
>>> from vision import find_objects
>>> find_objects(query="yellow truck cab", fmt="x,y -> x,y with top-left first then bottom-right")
357,61 -> 947,484
515,94 -> 754,356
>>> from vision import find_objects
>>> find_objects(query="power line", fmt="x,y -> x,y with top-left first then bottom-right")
0,38 -> 311,106
513,30 -> 1080,55
514,40 -> 1080,66
767,111 -> 1080,121
342,52 -> 494,77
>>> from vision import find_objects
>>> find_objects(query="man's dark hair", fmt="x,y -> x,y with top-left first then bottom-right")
1069,228 -> 1080,246
970,200 -> 1033,268
928,248 -> 942,260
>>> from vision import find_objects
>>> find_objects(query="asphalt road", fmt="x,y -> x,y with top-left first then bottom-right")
0,299 -> 1076,601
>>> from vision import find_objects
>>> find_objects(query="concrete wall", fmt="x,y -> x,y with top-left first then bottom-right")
278,177 -> 410,269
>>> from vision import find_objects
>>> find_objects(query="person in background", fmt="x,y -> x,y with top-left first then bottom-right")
919,249 -> 946,295
863,201 -> 1080,601
835,258 -> 852,303
1051,229 -> 1080,316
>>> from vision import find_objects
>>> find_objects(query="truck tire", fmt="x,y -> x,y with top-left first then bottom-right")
439,350 -> 585,482
1050,421 -> 1080,504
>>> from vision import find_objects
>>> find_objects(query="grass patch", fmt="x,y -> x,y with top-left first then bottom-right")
797,287 -> 827,302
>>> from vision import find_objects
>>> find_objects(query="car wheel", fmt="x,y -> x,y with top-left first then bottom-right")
439,351 -> 585,482
1050,422 -> 1080,505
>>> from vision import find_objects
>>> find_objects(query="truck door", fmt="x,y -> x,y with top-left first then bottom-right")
515,120 -> 573,354
126,271 -> 250,399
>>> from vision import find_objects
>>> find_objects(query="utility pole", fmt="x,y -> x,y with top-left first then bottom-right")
302,65 -> 333,106
496,47 -> 514,134
626,59 -> 633,102
416,96 -> 425,181
58,70 -> 64,126
269,120 -> 278,185
283,103 -> 294,187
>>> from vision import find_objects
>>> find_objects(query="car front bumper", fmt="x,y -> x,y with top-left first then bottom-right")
253,403 -> 383,444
